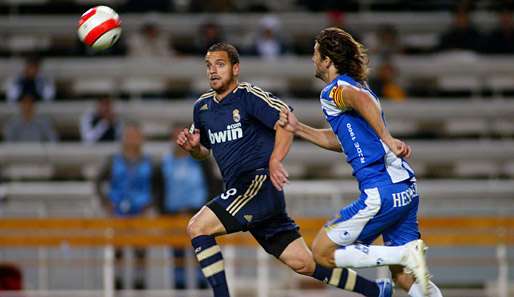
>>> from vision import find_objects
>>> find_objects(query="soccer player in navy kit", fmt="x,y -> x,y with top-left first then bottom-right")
277,28 -> 444,297
177,42 -> 393,297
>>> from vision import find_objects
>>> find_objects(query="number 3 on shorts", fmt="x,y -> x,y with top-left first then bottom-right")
221,188 -> 237,200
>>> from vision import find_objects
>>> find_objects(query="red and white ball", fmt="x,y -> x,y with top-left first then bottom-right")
78,6 -> 122,50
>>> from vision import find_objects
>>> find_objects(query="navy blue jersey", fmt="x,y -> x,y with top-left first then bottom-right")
193,82 -> 289,186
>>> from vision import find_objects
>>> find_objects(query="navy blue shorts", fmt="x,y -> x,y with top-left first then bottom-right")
207,168 -> 300,258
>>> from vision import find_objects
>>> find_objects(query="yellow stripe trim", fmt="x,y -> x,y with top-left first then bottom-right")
344,269 -> 357,291
196,245 -> 221,262
226,176 -> 260,213
329,268 -> 342,286
195,91 -> 215,103
238,83 -> 288,111
228,175 -> 264,214
202,260 -> 224,277
227,175 -> 264,214
199,91 -> 215,98
245,87 -> 283,111
230,175 -> 267,215
247,84 -> 289,110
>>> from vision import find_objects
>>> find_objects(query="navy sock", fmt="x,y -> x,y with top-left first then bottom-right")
312,264 -> 380,297
191,235 -> 230,297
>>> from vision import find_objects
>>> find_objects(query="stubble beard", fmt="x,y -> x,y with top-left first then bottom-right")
212,75 -> 236,95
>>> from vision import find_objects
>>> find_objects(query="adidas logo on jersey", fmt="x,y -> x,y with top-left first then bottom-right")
208,123 -> 243,144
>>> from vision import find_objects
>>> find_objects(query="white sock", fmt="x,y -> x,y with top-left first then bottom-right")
408,281 -> 443,297
334,244 -> 405,268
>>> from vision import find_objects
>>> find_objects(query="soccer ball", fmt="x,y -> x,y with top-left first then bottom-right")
77,6 -> 122,50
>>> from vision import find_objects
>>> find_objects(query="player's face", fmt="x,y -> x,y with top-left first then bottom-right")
205,51 -> 239,93
312,42 -> 325,80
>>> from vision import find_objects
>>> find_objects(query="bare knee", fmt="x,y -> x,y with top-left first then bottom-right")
186,207 -> 225,239
311,229 -> 337,268
312,241 -> 336,268
313,250 -> 334,268
186,216 -> 208,238
186,215 -> 213,239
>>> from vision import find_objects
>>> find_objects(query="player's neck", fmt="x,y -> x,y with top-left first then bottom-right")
326,68 -> 339,84
214,80 -> 239,102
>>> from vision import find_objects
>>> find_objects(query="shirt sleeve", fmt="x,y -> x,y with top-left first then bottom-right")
193,102 -> 211,149
245,86 -> 291,130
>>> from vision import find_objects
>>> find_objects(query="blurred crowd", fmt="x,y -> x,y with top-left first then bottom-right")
1,0 -> 514,140
1,6 -> 513,103
2,8 -> 513,58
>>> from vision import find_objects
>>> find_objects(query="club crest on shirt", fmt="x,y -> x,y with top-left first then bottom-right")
233,109 -> 241,122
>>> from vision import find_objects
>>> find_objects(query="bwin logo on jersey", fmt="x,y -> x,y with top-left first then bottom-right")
208,122 -> 243,144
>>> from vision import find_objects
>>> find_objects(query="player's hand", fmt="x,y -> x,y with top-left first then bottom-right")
176,128 -> 201,152
269,158 -> 289,191
388,138 -> 412,158
277,108 -> 299,133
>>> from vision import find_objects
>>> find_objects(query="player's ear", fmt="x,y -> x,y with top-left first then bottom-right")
232,63 -> 240,76
324,56 -> 333,69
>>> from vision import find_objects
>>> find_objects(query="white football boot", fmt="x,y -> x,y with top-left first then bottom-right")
401,239 -> 430,297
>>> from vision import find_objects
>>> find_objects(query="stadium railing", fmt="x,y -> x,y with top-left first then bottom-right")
0,216 -> 512,297
3,179 -> 514,217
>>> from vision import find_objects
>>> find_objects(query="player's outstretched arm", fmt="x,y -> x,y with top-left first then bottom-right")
176,128 -> 210,160
340,87 -> 411,158
278,109 -> 342,152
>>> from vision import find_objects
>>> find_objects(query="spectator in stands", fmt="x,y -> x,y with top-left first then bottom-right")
195,21 -> 224,55
154,126 -> 222,289
80,96 -> 122,144
6,56 -> 55,103
128,21 -> 175,58
95,121 -> 156,290
369,61 -> 406,102
436,8 -> 482,52
248,15 -> 288,60
3,94 -> 58,142
482,10 -> 514,54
